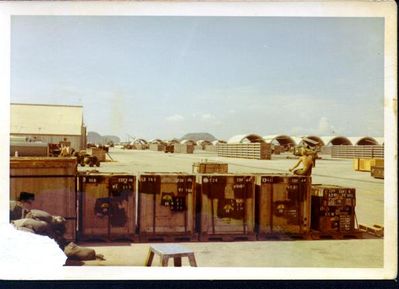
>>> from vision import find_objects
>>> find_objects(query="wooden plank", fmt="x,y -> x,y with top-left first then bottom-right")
10,157 -> 77,172
310,230 -> 363,240
358,224 -> 384,237
139,232 -> 198,242
199,232 -> 257,242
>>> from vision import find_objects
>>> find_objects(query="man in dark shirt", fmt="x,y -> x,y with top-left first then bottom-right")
10,192 -> 35,221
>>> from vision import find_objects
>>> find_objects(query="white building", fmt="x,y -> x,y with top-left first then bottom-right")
11,103 -> 86,150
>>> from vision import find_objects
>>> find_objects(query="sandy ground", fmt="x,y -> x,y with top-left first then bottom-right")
76,148 -> 384,268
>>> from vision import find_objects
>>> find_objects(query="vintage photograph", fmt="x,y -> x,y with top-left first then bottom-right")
0,0 -> 396,280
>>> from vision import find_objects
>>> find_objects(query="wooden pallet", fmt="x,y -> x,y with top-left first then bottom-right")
199,233 -> 257,242
139,233 -> 198,243
78,234 -> 110,242
358,224 -> 384,237
257,232 -> 312,241
78,234 -> 137,243
310,230 -> 363,240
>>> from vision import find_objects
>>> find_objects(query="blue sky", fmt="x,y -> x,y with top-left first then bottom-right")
11,16 -> 384,140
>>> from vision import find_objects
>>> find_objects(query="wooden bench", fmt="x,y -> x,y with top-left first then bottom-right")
145,244 -> 197,267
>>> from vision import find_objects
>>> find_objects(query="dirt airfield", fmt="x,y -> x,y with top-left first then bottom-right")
78,148 -> 384,268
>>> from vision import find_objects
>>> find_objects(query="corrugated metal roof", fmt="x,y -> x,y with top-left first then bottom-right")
11,103 -> 83,136
263,135 -> 296,145
197,140 -> 212,146
212,140 -> 226,145
262,135 -> 279,143
227,134 -> 264,144
303,136 -> 325,146
181,139 -> 196,145
319,136 -> 352,146
347,137 -> 377,146
292,136 -> 303,145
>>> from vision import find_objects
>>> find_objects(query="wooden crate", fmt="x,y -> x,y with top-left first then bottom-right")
10,142 -> 49,157
311,185 -> 356,233
149,143 -> 165,151
352,159 -> 360,171
353,158 -> 384,172
138,173 -> 196,241
204,145 -> 217,152
192,162 -> 228,174
332,145 -> 384,159
173,144 -> 194,154
10,157 -> 77,241
78,172 -> 136,241
217,143 -> 271,160
255,174 -> 311,237
371,166 -> 384,179
134,144 -> 148,150
197,174 -> 256,240
88,147 -> 106,162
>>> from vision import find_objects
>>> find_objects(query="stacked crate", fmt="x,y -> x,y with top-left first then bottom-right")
138,173 -> 196,242
10,157 -> 77,241
311,185 -> 356,235
173,144 -> 194,154
196,174 -> 256,241
192,162 -> 228,174
217,143 -> 271,160
149,143 -> 165,152
88,147 -> 106,162
353,158 -> 384,172
332,145 -> 384,159
255,174 -> 311,239
204,144 -> 217,152
78,172 -> 136,241
134,144 -> 148,150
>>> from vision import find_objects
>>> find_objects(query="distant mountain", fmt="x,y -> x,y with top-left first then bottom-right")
87,131 -> 121,145
87,131 -> 102,144
102,135 -> 121,144
181,132 -> 217,142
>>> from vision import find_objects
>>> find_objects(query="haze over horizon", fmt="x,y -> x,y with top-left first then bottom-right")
11,16 -> 384,140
